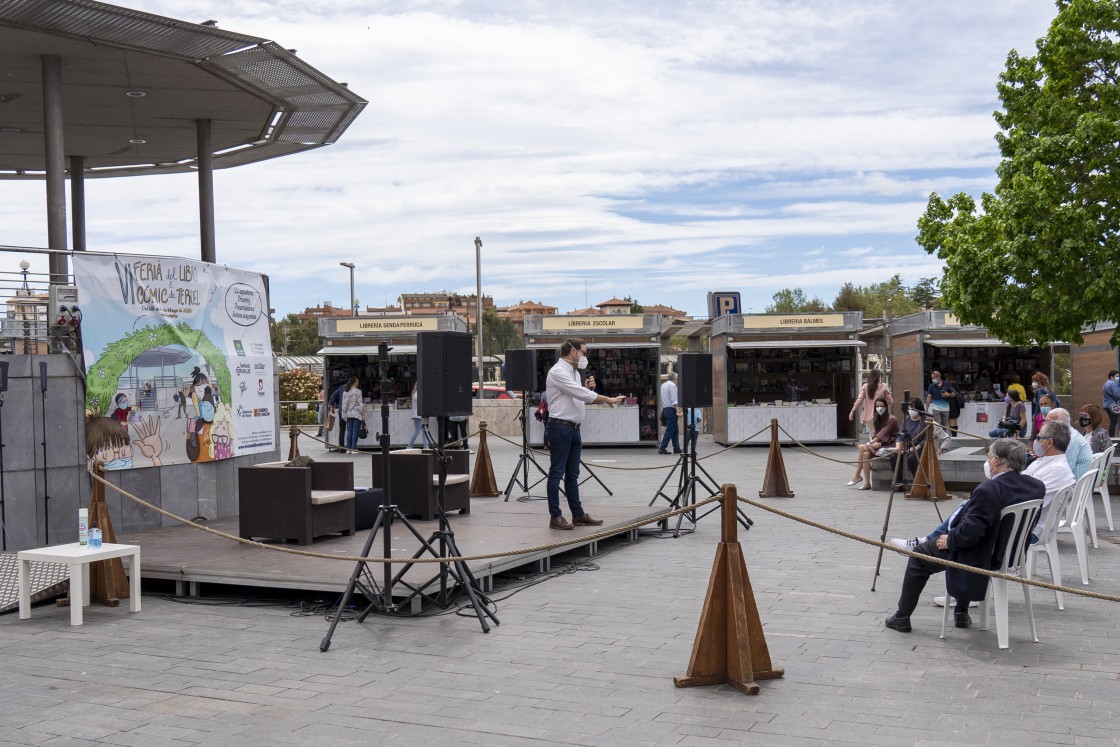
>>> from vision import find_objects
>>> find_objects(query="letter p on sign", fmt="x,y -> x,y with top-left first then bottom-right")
707,292 -> 741,319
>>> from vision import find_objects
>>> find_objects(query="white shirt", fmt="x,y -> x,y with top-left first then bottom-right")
545,358 -> 597,423
1024,453 -> 1075,536
661,379 -> 679,408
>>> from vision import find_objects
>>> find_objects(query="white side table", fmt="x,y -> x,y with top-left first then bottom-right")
18,542 -> 141,626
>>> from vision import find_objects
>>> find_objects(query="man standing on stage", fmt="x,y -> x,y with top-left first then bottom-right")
545,338 -> 625,530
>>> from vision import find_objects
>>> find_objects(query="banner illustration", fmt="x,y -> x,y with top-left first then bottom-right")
74,254 -> 276,470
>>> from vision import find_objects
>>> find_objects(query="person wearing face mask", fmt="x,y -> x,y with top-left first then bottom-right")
1023,421 -> 1075,541
891,398 -> 929,492
848,397 -> 898,488
1103,370 -> 1120,437
848,368 -> 893,442
1044,408 -> 1092,479
884,438 -> 1044,633
989,388 -> 1026,438
658,372 -> 681,455
1078,404 -> 1111,453
1030,371 -> 1056,416
1032,394 -> 1054,442
544,338 -> 625,530
924,370 -> 951,430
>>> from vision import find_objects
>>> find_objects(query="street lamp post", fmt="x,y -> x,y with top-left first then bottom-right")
474,237 -> 484,397
339,262 -> 356,318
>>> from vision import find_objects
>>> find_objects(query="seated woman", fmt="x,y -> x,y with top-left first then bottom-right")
1078,403 -> 1111,453
988,388 -> 1026,438
848,397 -> 898,489
892,398 -> 929,492
1032,393 -> 1054,439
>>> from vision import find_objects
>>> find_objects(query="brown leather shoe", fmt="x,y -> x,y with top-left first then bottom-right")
572,513 -> 604,526
549,516 -> 574,530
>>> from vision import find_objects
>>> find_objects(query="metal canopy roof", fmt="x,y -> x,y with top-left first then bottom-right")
0,0 -> 366,178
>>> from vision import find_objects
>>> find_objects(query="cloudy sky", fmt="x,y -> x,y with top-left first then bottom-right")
2,0 -> 1059,318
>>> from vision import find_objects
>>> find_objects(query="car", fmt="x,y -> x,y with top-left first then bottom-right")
472,384 -> 519,400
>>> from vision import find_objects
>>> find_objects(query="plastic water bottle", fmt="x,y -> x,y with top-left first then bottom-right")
89,527 -> 102,549
78,508 -> 88,546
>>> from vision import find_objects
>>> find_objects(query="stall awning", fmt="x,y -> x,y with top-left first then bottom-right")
318,345 -> 417,356
527,342 -> 657,350
727,340 -> 865,349
924,339 -> 1010,348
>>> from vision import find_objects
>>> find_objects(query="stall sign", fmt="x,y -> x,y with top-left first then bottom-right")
336,318 -> 439,333
73,254 -> 275,470
741,313 -> 847,329
542,316 -> 645,330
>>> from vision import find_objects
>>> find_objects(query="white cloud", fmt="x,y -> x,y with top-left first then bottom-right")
0,0 -> 1058,318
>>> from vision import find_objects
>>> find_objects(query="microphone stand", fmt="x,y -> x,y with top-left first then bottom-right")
39,361 -> 49,545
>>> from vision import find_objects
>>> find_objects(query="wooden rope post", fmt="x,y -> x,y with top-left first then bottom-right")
288,426 -> 301,460
675,484 -> 784,695
908,422 -> 949,501
470,421 -> 501,497
759,419 -> 794,498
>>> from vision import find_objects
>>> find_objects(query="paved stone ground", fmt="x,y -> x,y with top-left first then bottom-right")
2,434 -> 1118,746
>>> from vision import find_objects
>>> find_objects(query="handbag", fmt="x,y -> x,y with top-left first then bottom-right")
1111,402 -> 1120,414
358,421 -> 369,440
325,411 -> 336,431
997,417 -> 1020,432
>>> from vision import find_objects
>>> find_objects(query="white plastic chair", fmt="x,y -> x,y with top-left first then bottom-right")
1089,445 -> 1115,538
1084,450 -> 1109,548
1057,469 -> 1099,585
1024,485 -> 1074,610
941,499 -> 1042,649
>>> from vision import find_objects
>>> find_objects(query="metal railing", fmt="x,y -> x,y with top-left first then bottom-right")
0,246 -> 77,354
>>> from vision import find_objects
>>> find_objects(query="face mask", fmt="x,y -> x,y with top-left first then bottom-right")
577,356 -> 588,370
103,457 -> 133,470
1031,382 -> 1039,389
983,460 -> 993,480
1040,406 -> 1051,415
909,410 -> 922,420
875,407 -> 887,415
1033,439 -> 1047,457
1079,415 -> 1091,427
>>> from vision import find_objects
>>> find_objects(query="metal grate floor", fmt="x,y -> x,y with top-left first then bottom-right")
0,552 -> 70,615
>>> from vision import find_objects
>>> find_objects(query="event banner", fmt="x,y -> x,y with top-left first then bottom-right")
73,254 -> 276,470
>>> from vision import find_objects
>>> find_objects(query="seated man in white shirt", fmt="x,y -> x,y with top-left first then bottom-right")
1044,408 -> 1092,479
1024,420 -> 1076,540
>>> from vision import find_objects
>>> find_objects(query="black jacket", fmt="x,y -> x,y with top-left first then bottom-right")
945,470 -> 1045,601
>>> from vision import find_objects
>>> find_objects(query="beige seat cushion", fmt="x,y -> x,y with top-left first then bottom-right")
310,489 -> 356,505
432,474 -> 470,486
395,448 -> 424,455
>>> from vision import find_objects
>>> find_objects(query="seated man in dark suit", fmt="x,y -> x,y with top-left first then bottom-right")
884,438 -> 1045,632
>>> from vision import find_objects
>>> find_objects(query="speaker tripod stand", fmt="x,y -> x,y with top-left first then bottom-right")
504,395 -> 549,501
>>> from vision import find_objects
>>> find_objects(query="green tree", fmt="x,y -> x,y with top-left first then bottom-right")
909,277 -> 942,310
625,296 -> 644,313
481,308 -> 523,355
270,314 -> 322,356
833,283 -> 866,312
765,288 -> 829,313
832,275 -> 918,317
917,0 -> 1120,345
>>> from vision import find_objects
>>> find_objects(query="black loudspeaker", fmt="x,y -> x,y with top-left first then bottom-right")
0,360 -> 8,393
417,331 -> 473,418
39,361 -> 48,392
678,353 -> 713,408
504,348 -> 536,391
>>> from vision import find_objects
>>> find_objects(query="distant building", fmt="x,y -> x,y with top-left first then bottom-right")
504,300 -> 558,324
294,302 -> 353,324
641,303 -> 690,320
596,298 -> 633,315
566,306 -> 603,316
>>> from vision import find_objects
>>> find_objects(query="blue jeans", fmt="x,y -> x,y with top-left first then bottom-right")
345,417 -> 362,449
546,421 -> 585,519
408,417 -> 430,448
988,427 -> 1017,438
926,517 -> 950,542
659,407 -> 680,452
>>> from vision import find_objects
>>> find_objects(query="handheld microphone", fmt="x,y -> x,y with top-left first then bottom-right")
39,361 -> 48,393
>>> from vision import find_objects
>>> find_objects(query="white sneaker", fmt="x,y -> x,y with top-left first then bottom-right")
889,537 -> 919,550
933,596 -> 979,608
